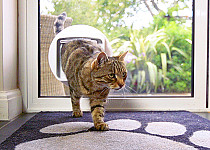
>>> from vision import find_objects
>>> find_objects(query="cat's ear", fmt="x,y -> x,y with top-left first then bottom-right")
91,52 -> 109,69
118,51 -> 128,61
97,52 -> 109,65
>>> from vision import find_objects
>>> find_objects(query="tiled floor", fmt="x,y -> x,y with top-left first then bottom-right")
0,112 -> 209,144
0,113 -> 36,144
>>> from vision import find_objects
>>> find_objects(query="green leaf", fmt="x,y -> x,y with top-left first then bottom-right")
146,62 -> 157,86
185,39 -> 192,44
139,70 -> 146,87
161,53 -> 167,79
161,42 -> 171,60
171,47 -> 189,59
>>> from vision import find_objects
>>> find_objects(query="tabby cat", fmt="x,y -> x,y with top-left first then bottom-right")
54,12 -> 127,131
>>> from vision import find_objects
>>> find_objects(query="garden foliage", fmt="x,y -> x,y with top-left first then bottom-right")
48,0 -> 192,94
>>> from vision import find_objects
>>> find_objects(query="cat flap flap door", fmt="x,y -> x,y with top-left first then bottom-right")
48,25 -> 111,85
56,37 -> 103,83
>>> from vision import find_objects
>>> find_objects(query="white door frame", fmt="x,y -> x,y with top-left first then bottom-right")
19,0 -> 210,112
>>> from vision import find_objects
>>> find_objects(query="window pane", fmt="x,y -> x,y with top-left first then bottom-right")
39,0 -> 193,97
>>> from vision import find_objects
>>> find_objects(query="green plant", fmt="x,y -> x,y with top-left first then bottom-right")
112,28 -> 190,94
151,15 -> 192,93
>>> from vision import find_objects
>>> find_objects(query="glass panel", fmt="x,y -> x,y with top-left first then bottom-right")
39,0 -> 193,97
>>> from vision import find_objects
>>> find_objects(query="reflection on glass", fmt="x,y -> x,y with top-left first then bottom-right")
39,0 -> 192,97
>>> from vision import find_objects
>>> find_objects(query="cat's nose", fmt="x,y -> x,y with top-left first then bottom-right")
118,83 -> 124,88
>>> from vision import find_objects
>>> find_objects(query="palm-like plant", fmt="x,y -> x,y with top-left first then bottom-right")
111,28 -> 189,94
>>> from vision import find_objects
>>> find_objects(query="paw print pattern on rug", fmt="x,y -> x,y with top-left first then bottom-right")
15,119 -> 210,150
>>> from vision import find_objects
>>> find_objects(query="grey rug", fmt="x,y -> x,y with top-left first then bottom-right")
0,111 -> 210,150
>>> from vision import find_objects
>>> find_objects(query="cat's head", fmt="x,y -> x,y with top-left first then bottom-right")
91,51 -> 128,90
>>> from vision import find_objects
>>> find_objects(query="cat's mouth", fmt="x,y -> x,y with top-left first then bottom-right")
114,87 -> 122,90
110,84 -> 125,90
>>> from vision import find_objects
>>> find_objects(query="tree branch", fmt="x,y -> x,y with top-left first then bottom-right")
151,0 -> 162,12
143,0 -> 154,16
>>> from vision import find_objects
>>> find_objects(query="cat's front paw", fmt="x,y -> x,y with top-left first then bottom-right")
95,122 -> 109,131
72,111 -> 83,118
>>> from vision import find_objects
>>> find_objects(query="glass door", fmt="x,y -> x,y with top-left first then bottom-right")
40,0 -> 193,98
20,0 -> 209,112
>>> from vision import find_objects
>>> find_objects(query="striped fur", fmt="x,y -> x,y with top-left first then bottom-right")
61,40 -> 127,130
55,13 -> 127,131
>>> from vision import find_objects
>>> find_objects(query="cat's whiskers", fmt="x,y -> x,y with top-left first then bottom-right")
123,87 -> 126,98
124,87 -> 131,93
125,85 -> 138,94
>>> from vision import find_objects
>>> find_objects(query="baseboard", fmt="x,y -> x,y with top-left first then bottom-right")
0,89 -> 22,120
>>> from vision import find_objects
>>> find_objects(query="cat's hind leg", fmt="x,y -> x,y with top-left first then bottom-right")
70,90 -> 83,118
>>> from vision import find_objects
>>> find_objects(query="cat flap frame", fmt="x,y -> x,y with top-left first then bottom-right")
48,25 -> 110,86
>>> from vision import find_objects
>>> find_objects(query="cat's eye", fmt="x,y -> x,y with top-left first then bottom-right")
108,74 -> 116,78
122,72 -> 127,78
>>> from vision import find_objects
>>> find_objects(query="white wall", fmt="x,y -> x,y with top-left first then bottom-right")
2,0 -> 17,90
0,0 -> 22,120
0,0 -> 3,91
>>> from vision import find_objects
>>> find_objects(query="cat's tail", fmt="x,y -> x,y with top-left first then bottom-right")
54,12 -> 67,35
